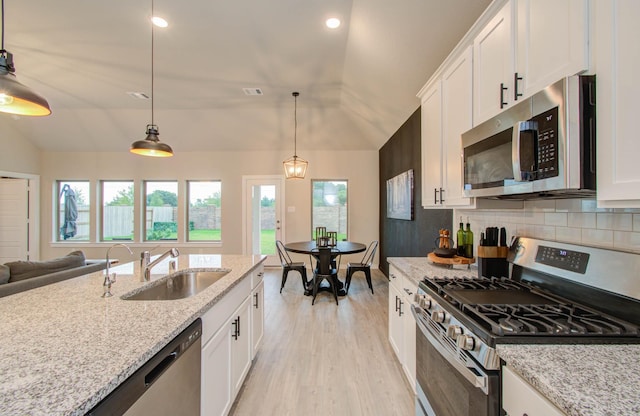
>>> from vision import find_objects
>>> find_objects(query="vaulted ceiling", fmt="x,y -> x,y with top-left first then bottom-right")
3,0 -> 491,153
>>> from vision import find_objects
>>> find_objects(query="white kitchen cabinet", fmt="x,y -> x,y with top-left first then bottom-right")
251,279 -> 264,359
400,276 -> 417,393
202,319 -> 233,416
594,0 -> 640,207
230,297 -> 252,398
502,365 -> 566,416
388,273 -> 404,358
388,266 -> 416,391
473,0 -> 589,125
473,1 -> 514,125
515,0 -> 589,100
200,268 -> 261,416
419,46 -> 474,209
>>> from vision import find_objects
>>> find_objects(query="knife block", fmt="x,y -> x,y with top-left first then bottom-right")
477,246 -> 509,279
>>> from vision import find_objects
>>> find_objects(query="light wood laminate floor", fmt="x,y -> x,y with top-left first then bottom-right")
230,267 -> 415,416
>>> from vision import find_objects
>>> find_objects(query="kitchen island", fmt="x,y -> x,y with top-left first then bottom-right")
0,253 -> 265,416
388,256 -> 640,416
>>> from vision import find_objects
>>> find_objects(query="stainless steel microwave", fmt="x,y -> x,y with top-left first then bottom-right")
461,75 -> 596,199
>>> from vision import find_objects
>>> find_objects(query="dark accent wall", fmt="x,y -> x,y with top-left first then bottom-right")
379,108 -> 452,276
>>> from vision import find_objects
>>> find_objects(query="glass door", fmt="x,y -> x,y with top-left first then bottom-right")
243,176 -> 284,266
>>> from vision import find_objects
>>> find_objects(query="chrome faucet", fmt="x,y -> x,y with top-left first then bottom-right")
102,243 -> 133,298
141,247 -> 180,281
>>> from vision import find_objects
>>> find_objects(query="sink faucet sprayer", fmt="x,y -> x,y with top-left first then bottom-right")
141,248 -> 180,282
102,243 -> 133,298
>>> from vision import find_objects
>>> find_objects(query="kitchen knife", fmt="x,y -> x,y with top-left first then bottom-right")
499,227 -> 507,246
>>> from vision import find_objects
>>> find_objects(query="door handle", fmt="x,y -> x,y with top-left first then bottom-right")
514,72 -> 523,101
500,83 -> 508,108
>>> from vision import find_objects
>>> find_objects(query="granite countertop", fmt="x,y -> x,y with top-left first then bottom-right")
0,254 -> 265,416
388,257 -> 640,416
498,344 -> 640,416
388,256 -> 478,286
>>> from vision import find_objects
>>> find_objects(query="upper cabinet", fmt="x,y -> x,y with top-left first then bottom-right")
419,47 -> 474,209
594,0 -> 640,207
473,0 -> 589,125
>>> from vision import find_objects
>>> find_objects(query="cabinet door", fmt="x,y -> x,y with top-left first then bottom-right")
388,283 -> 404,361
595,0 -> 640,207
251,279 -> 264,359
515,0 -> 588,99
201,324 -> 232,416
442,46 -> 474,207
420,80 -> 444,208
231,297 -> 252,398
502,366 -> 566,416
474,1 -> 514,125
401,280 -> 417,392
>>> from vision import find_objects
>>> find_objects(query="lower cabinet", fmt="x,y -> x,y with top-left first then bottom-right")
502,365 -> 566,416
250,279 -> 264,359
388,265 -> 417,392
200,265 -> 264,416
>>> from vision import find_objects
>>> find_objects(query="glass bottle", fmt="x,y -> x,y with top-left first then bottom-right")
456,217 -> 465,257
464,218 -> 474,258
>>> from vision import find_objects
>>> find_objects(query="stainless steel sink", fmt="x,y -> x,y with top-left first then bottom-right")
122,269 -> 230,301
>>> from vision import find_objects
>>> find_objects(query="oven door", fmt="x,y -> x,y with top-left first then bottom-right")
412,305 -> 501,416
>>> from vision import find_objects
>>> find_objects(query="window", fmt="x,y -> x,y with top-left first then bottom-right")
144,181 -> 178,241
57,180 -> 90,241
101,181 -> 134,241
311,180 -> 348,240
187,180 -> 222,241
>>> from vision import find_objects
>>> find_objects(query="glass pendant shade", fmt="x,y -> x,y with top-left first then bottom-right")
283,155 -> 308,179
130,124 -> 173,157
283,91 -> 307,179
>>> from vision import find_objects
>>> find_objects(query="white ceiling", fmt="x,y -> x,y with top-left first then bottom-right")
3,0 -> 491,153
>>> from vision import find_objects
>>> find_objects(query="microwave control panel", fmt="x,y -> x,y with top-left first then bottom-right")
533,107 -> 559,179
535,245 -> 589,274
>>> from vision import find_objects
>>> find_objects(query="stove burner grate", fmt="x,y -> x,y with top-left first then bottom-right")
466,303 -> 640,337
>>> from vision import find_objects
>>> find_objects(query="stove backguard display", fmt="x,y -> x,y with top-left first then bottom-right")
535,245 -> 589,274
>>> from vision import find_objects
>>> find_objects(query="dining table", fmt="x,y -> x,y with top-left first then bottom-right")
284,241 -> 367,296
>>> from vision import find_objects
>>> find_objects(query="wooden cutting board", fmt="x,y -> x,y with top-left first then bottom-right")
428,252 -> 475,265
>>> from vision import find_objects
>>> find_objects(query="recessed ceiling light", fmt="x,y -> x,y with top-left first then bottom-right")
151,16 -> 168,28
326,17 -> 341,29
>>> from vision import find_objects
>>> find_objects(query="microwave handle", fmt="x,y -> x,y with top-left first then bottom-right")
512,120 -> 537,182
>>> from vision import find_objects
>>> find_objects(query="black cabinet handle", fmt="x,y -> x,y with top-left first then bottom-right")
399,299 -> 404,316
232,317 -> 240,340
514,72 -> 523,100
434,188 -> 439,204
254,292 -> 259,309
500,83 -> 508,108
439,187 -> 444,204
395,296 -> 400,313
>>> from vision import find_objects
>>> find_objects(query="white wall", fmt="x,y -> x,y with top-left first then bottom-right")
455,199 -> 640,255
0,119 -> 41,174
39,149 -> 379,263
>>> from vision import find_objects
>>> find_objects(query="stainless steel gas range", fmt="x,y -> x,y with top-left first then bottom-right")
411,237 -> 640,416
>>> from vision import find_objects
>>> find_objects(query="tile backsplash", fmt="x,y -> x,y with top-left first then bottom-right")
454,199 -> 640,254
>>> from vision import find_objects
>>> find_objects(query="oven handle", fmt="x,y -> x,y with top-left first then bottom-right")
411,305 -> 489,395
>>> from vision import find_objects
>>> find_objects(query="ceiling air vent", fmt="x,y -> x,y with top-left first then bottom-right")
127,92 -> 150,100
243,88 -> 263,96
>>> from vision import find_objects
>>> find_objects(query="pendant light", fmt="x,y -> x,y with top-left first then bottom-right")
283,92 -> 308,179
130,0 -> 173,157
0,0 -> 51,116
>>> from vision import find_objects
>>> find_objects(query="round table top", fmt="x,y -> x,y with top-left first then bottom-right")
284,241 -> 367,255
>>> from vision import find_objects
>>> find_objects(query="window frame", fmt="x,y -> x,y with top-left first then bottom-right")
56,180 -> 91,242
100,180 -> 135,242
310,179 -> 349,241
186,180 -> 222,242
143,180 -> 179,242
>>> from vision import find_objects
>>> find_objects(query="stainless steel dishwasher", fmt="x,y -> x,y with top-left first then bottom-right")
88,319 -> 202,416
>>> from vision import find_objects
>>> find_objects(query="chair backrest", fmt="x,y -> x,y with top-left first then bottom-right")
311,247 -> 334,275
275,240 -> 293,266
360,240 -> 378,266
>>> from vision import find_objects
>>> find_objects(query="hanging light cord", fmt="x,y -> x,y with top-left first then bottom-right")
293,93 -> 297,157
150,0 -> 155,126
1,0 -> 4,51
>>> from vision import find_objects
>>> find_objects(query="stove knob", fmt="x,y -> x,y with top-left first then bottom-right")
415,294 -> 432,309
431,310 -> 446,323
446,325 -> 462,339
456,334 -> 476,351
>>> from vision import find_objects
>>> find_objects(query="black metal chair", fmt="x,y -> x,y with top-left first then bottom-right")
310,247 -> 339,305
276,240 -> 308,293
345,240 -> 378,294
